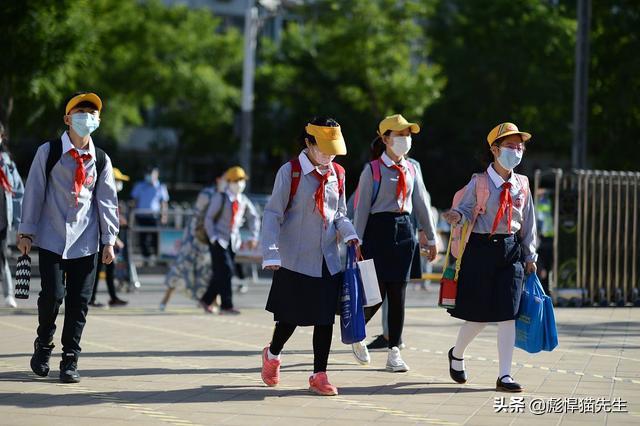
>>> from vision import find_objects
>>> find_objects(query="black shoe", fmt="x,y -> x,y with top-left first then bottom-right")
448,347 -> 467,384
108,298 -> 128,307
496,375 -> 523,392
30,338 -> 54,377
59,353 -> 81,383
89,301 -> 106,308
367,335 -> 388,350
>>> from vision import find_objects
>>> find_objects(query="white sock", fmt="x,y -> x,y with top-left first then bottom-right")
267,348 -> 281,360
452,321 -> 487,371
497,320 -> 516,380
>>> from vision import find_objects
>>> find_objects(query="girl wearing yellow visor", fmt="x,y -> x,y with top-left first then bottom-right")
260,116 -> 360,396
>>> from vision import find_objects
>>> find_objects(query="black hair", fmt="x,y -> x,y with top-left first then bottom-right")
298,116 -> 340,149
370,129 -> 392,160
64,92 -> 99,113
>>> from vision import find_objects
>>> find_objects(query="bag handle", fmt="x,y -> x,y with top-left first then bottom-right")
442,220 -> 468,282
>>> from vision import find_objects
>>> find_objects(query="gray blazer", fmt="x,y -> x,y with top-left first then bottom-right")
261,151 -> 357,277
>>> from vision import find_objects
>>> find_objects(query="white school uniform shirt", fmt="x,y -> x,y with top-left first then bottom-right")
204,189 -> 260,252
453,163 -> 538,262
353,152 -> 436,244
261,150 -> 358,277
19,131 -> 119,259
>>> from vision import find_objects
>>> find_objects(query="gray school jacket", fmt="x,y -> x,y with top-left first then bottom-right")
353,152 -> 436,244
204,190 -> 260,252
0,151 -> 24,231
453,164 -> 538,262
261,150 -> 358,277
18,132 -> 119,259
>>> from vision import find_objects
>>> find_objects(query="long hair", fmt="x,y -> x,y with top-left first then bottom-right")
370,130 -> 391,160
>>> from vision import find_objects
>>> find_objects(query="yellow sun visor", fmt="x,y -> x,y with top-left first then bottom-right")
306,124 -> 347,156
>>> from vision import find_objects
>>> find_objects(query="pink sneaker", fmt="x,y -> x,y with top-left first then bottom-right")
261,346 -> 280,387
308,372 -> 338,396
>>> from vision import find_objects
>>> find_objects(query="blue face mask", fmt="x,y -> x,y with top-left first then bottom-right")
496,147 -> 523,170
71,112 -> 100,137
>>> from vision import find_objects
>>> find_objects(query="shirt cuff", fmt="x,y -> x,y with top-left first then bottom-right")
102,235 -> 117,246
18,223 -> 37,235
216,239 -> 229,250
342,233 -> 359,243
262,259 -> 281,269
525,253 -> 539,263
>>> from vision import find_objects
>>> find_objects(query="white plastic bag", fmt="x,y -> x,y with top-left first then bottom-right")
357,259 -> 382,307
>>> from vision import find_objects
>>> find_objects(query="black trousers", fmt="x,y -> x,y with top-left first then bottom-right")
136,215 -> 158,257
363,280 -> 407,348
37,249 -> 98,356
0,227 -> 10,298
201,241 -> 235,309
91,245 -> 117,302
269,322 -> 333,373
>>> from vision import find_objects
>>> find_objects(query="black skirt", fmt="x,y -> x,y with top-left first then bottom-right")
362,212 -> 416,282
447,233 -> 525,322
265,261 -> 342,326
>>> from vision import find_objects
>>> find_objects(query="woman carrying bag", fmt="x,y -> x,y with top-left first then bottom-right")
351,114 -> 437,372
260,117 -> 360,396
442,122 -> 538,392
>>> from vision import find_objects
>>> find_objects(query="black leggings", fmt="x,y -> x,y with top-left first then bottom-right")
269,322 -> 333,373
364,280 -> 407,348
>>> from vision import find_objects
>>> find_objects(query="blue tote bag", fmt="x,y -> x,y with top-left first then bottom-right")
340,246 -> 367,345
515,273 -> 545,353
542,294 -> 559,351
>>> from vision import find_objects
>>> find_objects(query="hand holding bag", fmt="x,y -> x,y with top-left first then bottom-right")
14,254 -> 31,300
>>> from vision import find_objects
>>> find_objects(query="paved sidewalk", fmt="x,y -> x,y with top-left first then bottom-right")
0,277 -> 638,425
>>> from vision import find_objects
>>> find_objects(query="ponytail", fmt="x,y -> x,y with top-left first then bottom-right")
370,130 -> 391,160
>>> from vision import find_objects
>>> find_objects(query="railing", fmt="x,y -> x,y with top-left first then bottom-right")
535,169 -> 640,306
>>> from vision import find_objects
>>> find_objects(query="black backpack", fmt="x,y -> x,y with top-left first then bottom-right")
44,138 -> 107,189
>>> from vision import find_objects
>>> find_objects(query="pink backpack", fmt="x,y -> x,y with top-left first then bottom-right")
449,172 -> 529,258
353,158 -> 416,209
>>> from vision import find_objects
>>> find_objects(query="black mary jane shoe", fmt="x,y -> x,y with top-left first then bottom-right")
496,375 -> 523,393
448,347 -> 467,384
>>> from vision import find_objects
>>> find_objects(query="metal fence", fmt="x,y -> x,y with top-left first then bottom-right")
535,169 -> 640,306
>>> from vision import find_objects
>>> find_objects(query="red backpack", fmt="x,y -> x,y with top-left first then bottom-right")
285,157 -> 345,211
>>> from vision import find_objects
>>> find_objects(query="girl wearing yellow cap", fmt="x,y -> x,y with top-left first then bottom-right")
351,114 -> 437,372
260,117 -> 360,396
442,122 -> 538,392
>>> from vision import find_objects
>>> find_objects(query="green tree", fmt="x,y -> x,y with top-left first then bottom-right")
423,0 -> 576,205
254,0 -> 443,191
588,0 -> 640,170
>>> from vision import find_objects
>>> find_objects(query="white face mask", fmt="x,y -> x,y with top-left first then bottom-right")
309,145 -> 335,166
389,136 -> 412,157
229,180 -> 246,194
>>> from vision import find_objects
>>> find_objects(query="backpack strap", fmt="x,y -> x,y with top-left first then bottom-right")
45,138 -> 63,185
369,158 -> 382,205
474,172 -> 490,215
514,173 -> 530,233
213,192 -> 227,224
286,157 -> 302,212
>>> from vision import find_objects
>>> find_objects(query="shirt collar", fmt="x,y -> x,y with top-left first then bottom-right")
381,151 -> 407,168
299,150 -> 335,176
487,163 -> 519,189
225,189 -> 239,202
62,131 -> 96,158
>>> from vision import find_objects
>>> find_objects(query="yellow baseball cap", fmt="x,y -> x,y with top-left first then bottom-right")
487,122 -> 531,146
378,114 -> 420,136
305,124 -> 347,155
65,92 -> 102,115
224,166 -> 248,182
113,167 -> 130,182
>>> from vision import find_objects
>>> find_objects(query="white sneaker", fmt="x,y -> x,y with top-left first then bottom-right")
351,340 -> 370,365
5,295 -> 17,308
386,346 -> 409,372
